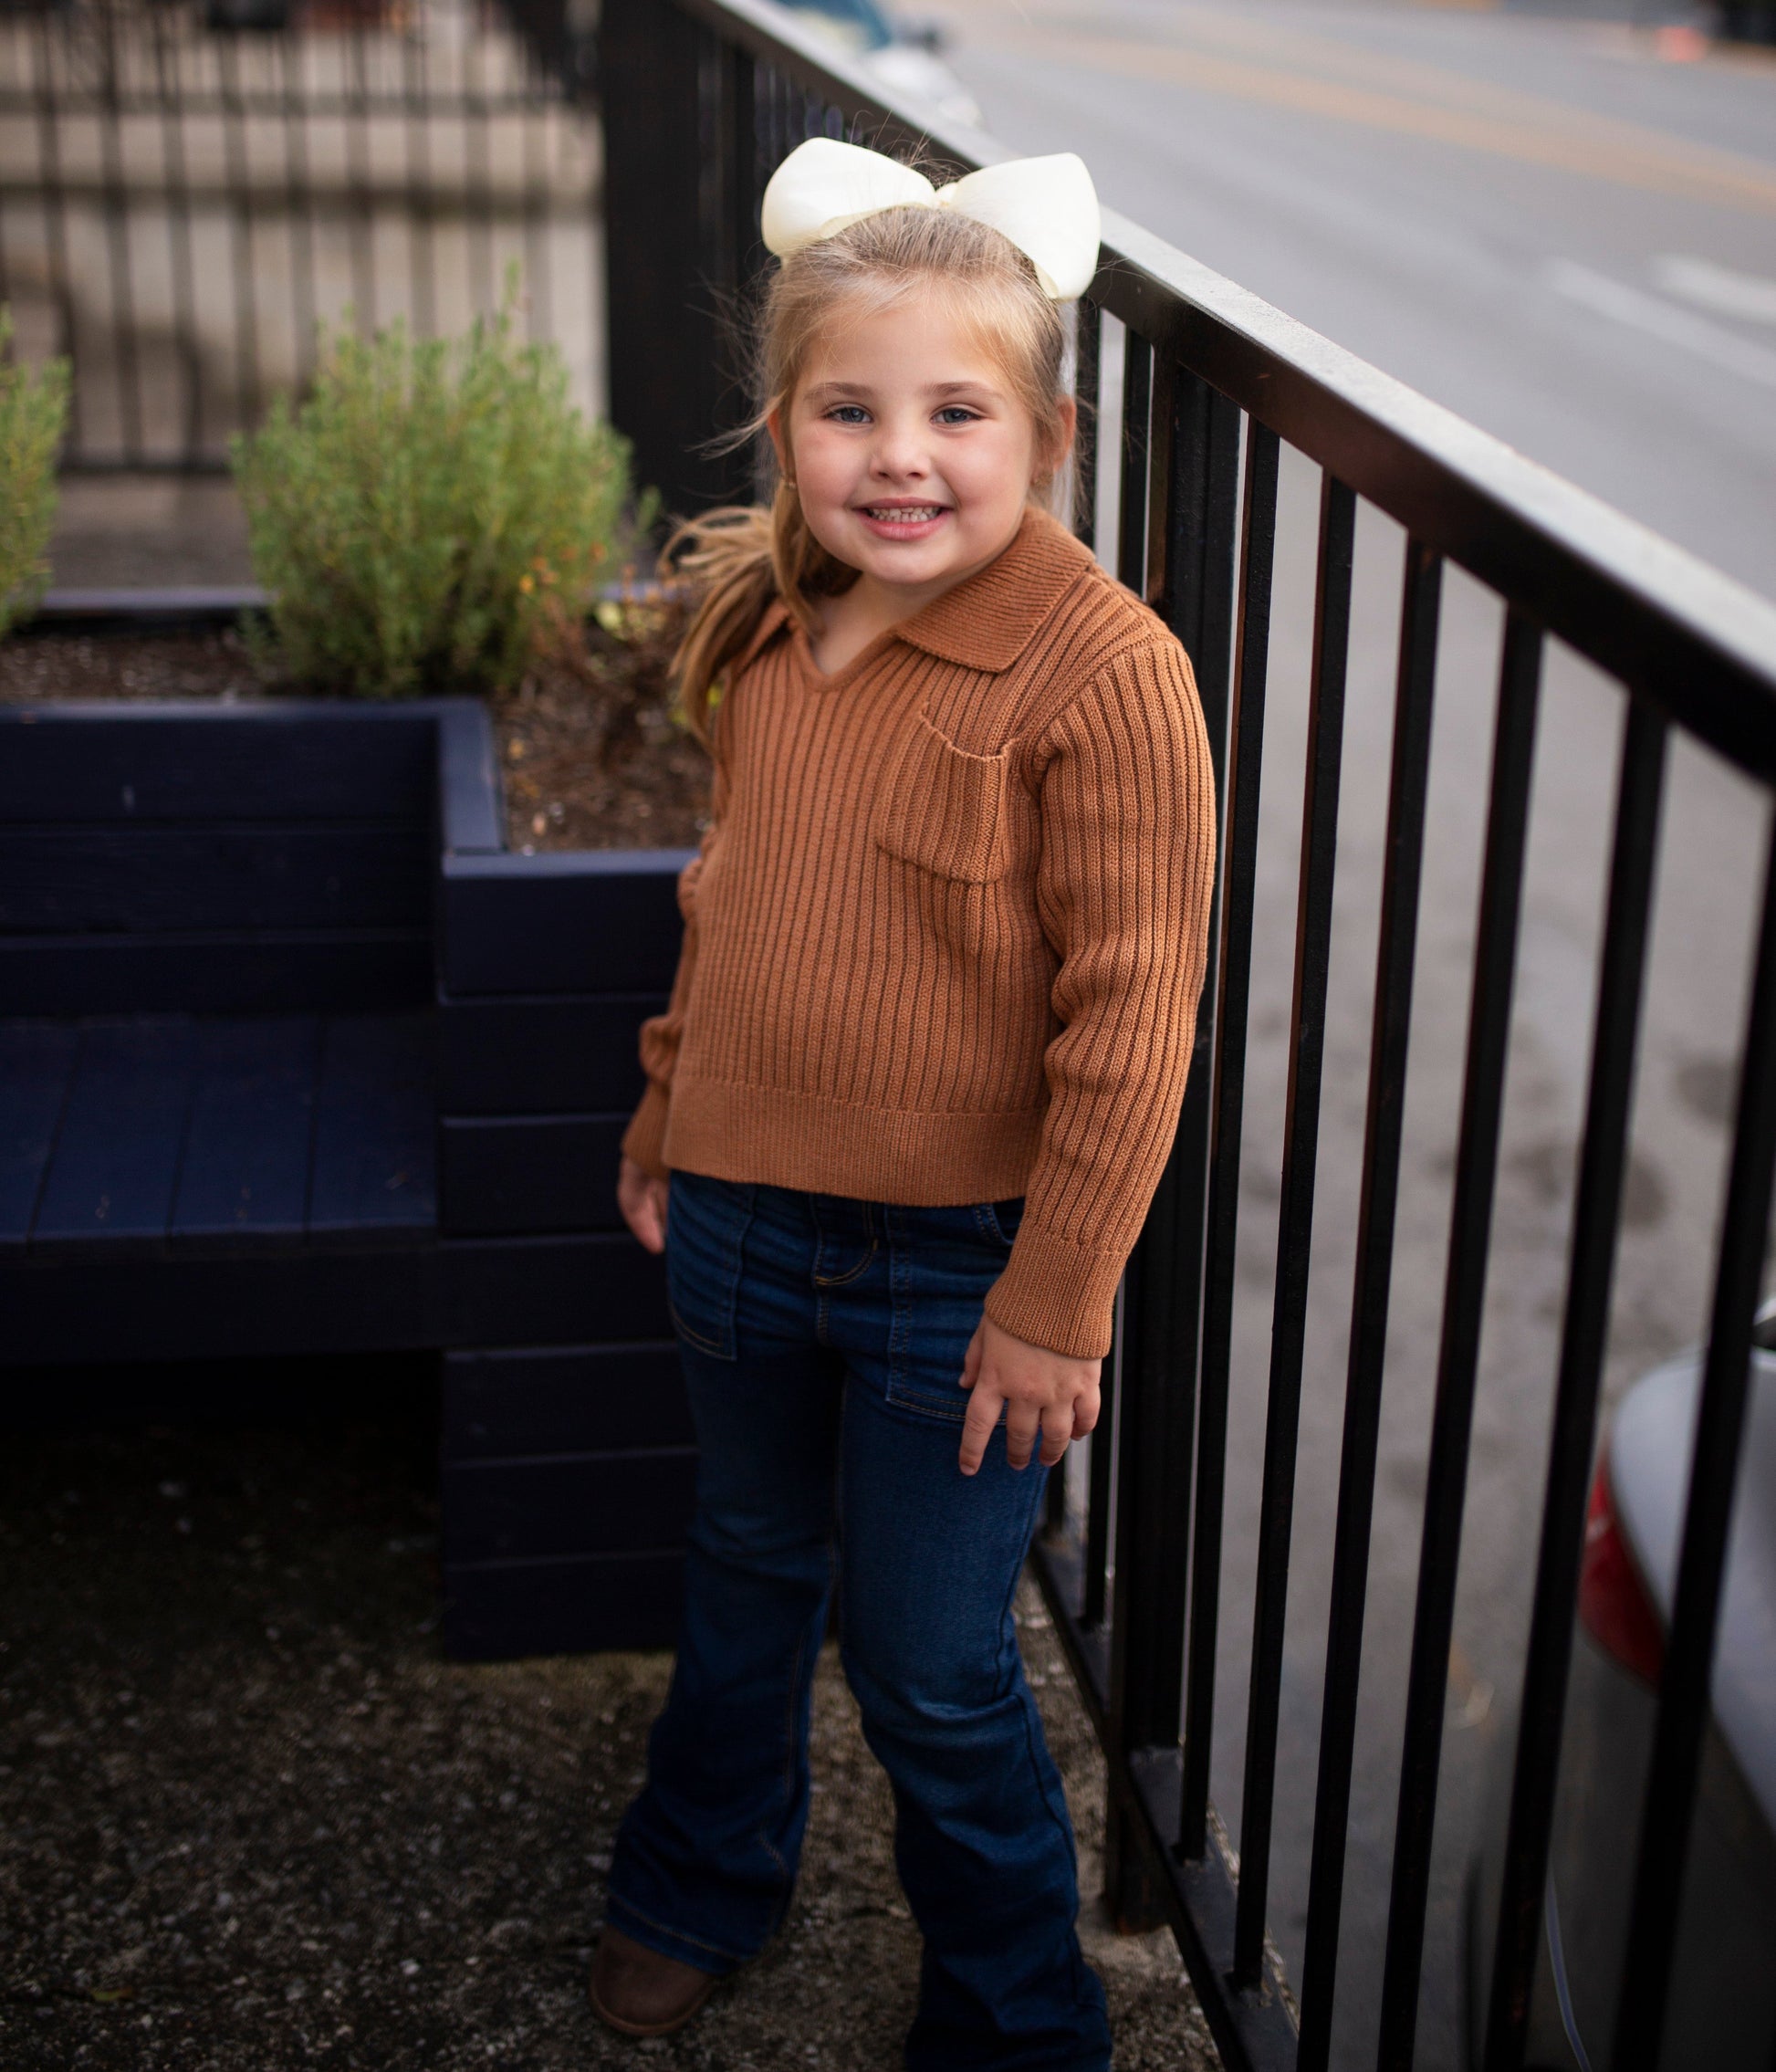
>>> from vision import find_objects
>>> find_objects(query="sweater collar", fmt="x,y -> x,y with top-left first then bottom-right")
734,507 -> 1094,681
891,508 -> 1094,671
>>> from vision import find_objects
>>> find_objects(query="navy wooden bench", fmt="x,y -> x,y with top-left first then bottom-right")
0,699 -> 695,1660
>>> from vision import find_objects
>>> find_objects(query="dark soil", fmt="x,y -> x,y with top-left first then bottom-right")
0,1369 -> 1217,2072
0,613 -> 712,856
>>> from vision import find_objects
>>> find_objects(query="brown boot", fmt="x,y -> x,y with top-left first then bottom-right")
589,1924 -> 718,2038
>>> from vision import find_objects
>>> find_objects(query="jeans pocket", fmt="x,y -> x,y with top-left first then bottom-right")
976,1196 -> 1025,1249
882,1201 -> 1018,1426
664,1169 -> 754,1361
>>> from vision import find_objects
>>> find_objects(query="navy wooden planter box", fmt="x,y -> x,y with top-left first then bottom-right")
0,688 -> 695,1661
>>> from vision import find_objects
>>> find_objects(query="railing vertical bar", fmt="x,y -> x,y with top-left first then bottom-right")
714,34 -> 757,500
1115,329 -> 1151,597
1294,538 -> 1443,2067
97,0 -> 142,462
1611,810 -> 1776,2072
278,27 -> 319,399
150,5 -> 202,463
1482,697 -> 1667,2072
521,37 -> 548,341
216,28 -> 262,434
1073,298 -> 1100,558
467,16 -> 495,314
347,26 -> 374,331
32,7 -> 80,455
1377,609 -> 1544,2071
1232,469 -> 1356,1990
404,19 -> 434,336
1102,339 -> 1183,1934
1180,415 -> 1280,1862
1083,1308 -> 1117,1629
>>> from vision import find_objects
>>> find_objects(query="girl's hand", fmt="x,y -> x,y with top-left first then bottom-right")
618,1156 -> 670,1254
958,1315 -> 1101,1477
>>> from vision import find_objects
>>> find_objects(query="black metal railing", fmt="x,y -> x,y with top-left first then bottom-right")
0,0 -> 598,470
600,5 -> 1776,2071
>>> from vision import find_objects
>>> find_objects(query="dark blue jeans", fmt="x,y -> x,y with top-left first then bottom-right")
606,1170 -> 1110,2072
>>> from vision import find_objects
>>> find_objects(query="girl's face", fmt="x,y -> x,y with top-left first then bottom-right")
775,296 -> 1071,604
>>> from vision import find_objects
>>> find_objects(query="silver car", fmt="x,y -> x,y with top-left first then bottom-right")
1466,1300 -> 1776,2068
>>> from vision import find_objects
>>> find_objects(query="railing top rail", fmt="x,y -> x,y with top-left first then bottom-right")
674,0 -> 1776,787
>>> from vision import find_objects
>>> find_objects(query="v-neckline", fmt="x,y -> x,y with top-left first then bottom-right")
789,615 -> 900,694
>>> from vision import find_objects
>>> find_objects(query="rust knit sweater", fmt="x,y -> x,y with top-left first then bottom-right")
621,508 -> 1217,1360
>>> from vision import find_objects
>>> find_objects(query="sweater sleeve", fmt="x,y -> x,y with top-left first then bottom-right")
981,637 -> 1217,1359
619,761 -> 726,1181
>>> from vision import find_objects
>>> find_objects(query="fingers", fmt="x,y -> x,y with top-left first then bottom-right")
1038,1398 -> 1075,1468
616,1159 -> 668,1254
1004,1399 -> 1047,1472
958,1385 -> 1002,1478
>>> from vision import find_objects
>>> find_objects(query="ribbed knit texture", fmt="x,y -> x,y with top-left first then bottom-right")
622,508 -> 1217,1359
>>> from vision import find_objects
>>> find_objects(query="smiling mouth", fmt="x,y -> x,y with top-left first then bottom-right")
859,504 -> 948,523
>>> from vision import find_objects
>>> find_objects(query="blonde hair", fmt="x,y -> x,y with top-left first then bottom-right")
665,201 -> 1072,747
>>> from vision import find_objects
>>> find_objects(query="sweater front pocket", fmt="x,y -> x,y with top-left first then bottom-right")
871,710 -> 1011,884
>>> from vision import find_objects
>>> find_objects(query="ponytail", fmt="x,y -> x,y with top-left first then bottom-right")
665,477 -> 855,748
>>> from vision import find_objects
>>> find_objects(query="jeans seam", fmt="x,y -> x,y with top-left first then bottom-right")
606,1892 -> 753,1968
811,1240 -> 877,1289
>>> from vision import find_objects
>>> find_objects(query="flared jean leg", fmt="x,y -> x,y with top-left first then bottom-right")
605,1334 -> 842,1974
838,1375 -> 1111,2072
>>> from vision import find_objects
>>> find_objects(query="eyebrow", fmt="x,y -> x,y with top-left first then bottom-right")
802,378 -> 1005,403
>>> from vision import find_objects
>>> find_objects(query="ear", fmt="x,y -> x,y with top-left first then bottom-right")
766,401 -> 795,487
1045,394 -> 1078,479
1031,393 -> 1077,491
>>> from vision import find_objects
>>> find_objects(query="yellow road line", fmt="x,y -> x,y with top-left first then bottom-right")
994,19 -> 1776,218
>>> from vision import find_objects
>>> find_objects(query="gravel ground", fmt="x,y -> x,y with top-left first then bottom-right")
0,1367 -> 1217,2072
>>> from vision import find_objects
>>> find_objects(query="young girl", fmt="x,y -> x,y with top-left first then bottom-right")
593,138 -> 1217,2070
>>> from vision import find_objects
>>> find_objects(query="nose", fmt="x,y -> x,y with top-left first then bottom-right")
869,413 -> 930,483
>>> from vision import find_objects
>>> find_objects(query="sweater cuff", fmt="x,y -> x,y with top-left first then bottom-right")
983,1228 -> 1126,1361
621,1083 -> 672,1182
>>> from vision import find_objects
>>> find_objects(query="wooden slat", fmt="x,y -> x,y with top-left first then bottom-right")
442,1547 -> 685,1661
169,1017 -> 319,1252
0,710 -> 434,823
443,1344 -> 690,1459
0,1021 -> 78,1252
440,1448 -> 699,1564
308,1013 -> 437,1241
439,852 -> 691,997
438,1114 -> 627,1235
442,1232 -> 671,1347
0,1231 -> 665,1364
0,933 -> 434,1018
0,826 -> 431,934
0,1245 -> 444,1362
437,995 -> 663,1115
30,1019 -> 196,1252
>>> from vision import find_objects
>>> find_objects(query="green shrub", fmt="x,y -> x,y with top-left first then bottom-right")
0,310 -> 69,640
233,292 -> 648,699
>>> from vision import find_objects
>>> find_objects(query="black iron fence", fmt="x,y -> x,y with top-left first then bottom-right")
0,0 -> 598,470
601,5 -> 1776,2071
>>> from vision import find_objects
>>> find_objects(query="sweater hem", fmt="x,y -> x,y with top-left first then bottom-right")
662,1078 -> 1049,1206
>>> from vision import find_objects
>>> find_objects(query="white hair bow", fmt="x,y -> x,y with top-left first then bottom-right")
760,138 -> 1101,302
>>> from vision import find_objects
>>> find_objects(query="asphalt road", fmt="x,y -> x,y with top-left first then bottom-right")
918,5 -> 1776,2067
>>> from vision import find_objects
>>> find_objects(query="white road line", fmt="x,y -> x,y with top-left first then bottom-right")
1543,258 -> 1776,393
1651,254 -> 1776,329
